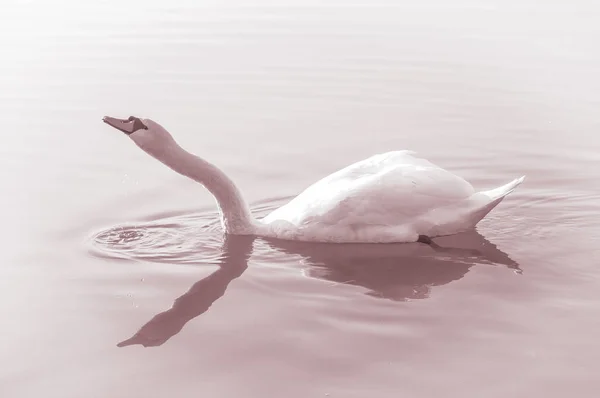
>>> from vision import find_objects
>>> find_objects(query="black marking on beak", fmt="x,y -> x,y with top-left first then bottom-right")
103,115 -> 148,135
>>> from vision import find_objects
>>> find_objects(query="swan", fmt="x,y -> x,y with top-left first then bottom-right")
102,116 -> 525,244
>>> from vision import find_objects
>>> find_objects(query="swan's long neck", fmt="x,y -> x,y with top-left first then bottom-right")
142,140 -> 255,234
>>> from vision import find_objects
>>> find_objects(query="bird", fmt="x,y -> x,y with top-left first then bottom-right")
102,116 -> 525,245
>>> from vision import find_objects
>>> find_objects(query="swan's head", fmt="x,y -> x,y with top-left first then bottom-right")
103,115 -> 176,157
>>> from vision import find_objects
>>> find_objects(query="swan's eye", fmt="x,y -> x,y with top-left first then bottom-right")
131,117 -> 148,132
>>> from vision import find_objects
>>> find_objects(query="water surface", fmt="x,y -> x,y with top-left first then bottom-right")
2,1 -> 600,397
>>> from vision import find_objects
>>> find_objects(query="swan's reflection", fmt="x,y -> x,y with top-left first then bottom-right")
117,234 -> 255,348
262,231 -> 521,301
118,231 -> 520,347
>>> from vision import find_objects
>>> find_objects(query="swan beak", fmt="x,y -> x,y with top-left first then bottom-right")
117,332 -> 165,348
103,115 -> 148,135
116,335 -> 141,347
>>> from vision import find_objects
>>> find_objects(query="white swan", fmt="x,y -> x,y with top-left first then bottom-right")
103,116 -> 525,244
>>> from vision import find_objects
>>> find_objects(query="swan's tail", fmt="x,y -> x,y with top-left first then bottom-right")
466,175 -> 526,226
480,175 -> 526,201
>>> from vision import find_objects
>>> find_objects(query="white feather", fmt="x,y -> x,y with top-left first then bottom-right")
259,151 -> 525,242
118,118 -> 525,244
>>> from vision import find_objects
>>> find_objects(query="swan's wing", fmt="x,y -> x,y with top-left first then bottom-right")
264,151 -> 475,227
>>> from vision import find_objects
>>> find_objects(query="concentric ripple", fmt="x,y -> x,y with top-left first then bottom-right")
88,198 -> 289,265
89,211 -> 225,264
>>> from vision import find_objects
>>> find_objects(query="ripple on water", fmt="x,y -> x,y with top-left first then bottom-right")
89,211 -> 225,265
88,197 -> 288,265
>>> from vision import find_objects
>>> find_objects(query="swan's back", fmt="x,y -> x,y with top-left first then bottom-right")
262,151 -> 481,242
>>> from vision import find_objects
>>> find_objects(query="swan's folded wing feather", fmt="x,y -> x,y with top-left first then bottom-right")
267,152 -> 475,228
313,166 -> 473,227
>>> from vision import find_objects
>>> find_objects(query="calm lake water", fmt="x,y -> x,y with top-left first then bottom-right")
2,0 -> 600,397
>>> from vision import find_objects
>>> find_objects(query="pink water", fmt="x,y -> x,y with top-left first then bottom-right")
2,1 -> 600,397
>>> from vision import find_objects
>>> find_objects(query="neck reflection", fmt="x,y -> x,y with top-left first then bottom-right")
117,234 -> 255,348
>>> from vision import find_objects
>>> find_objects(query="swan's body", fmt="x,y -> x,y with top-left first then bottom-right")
260,151 -> 524,242
103,116 -> 525,244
